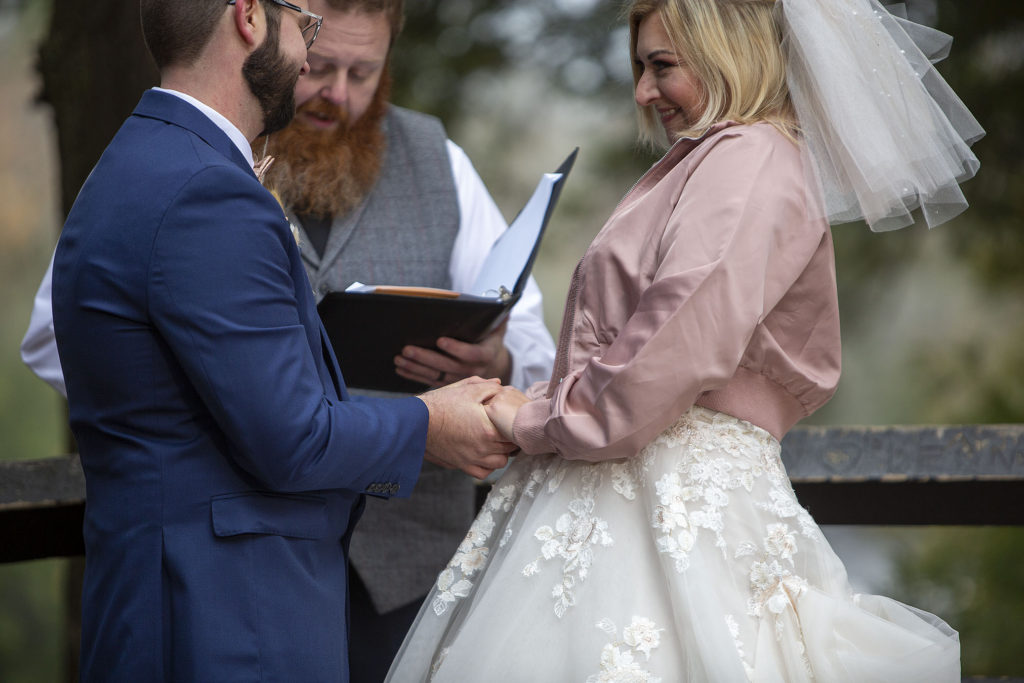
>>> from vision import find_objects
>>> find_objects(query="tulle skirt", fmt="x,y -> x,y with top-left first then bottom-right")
386,406 -> 960,682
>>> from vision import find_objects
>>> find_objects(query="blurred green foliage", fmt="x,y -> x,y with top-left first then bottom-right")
893,527 -> 1024,675
1,2 -> 69,680
0,561 -> 62,682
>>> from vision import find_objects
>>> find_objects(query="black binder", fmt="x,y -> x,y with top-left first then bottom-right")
317,148 -> 578,393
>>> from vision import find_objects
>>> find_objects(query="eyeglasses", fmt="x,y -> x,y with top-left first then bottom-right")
227,0 -> 323,50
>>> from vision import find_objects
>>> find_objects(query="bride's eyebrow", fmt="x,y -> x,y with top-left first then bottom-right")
641,48 -> 677,61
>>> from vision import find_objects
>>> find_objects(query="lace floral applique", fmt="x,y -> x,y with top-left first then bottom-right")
757,487 -> 818,539
586,616 -> 664,683
522,468 -> 614,618
609,449 -> 653,501
610,462 -> 639,500
724,615 -> 755,682
547,460 -> 570,493
449,511 -> 492,576
522,467 -> 546,498
651,410 -> 809,574
489,483 -> 520,512
431,481 -> 522,616
651,453 -> 742,570
744,522 -> 811,645
431,568 -> 473,616
733,524 -> 814,676
652,471 -> 699,572
648,416 -> 696,450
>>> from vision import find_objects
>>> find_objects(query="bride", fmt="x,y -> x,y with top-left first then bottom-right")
387,0 -> 982,680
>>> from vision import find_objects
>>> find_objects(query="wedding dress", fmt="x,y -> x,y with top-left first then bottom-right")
387,406 -> 959,682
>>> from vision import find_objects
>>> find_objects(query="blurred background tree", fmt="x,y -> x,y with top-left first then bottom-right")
0,0 -> 1021,679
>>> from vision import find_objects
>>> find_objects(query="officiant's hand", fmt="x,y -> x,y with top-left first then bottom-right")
395,322 -> 511,388
484,385 -> 530,442
418,377 -> 518,480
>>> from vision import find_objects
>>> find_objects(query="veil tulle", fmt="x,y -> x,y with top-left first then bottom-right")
779,0 -> 984,230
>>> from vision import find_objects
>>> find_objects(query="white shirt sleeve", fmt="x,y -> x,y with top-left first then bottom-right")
27,144 -> 556,398
21,251 -> 67,397
445,140 -> 556,391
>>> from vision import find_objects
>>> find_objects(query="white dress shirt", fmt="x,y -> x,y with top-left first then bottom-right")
22,106 -> 555,395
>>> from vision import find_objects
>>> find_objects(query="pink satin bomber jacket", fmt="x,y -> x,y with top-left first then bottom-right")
512,121 -> 842,461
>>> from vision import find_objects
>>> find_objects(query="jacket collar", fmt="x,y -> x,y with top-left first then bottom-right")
132,89 -> 257,179
623,121 -> 744,203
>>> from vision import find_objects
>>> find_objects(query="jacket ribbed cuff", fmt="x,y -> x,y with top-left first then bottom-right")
512,398 -> 552,455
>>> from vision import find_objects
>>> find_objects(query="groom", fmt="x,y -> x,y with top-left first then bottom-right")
50,1 -> 512,680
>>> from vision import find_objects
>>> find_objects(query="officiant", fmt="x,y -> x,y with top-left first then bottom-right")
248,0 -> 556,679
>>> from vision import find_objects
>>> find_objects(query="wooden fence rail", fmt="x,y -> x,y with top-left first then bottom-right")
2,424 -> 1023,564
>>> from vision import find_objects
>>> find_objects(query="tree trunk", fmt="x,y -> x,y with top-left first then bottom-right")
37,0 -> 157,217
35,2 -> 157,679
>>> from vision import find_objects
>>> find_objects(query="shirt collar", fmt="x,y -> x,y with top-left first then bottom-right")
152,87 -> 255,169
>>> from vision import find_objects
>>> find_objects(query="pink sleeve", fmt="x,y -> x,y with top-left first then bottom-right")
523,379 -> 549,401
513,133 -> 825,460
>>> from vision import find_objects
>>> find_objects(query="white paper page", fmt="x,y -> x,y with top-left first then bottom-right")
469,172 -> 562,297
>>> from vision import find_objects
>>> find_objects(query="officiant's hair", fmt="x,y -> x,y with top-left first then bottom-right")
140,0 -> 283,71
627,0 -> 796,147
316,0 -> 405,46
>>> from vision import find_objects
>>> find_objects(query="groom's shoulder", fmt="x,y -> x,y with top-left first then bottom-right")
90,127 -> 264,230
78,121 -> 267,240
116,114 -> 245,177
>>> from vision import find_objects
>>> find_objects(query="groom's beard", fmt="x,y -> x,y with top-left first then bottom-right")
261,72 -> 391,219
242,13 -> 302,137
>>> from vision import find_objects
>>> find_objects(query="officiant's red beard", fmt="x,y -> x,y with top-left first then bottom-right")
260,71 -> 391,219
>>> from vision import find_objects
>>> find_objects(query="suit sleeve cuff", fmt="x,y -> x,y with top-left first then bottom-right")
362,395 -> 427,499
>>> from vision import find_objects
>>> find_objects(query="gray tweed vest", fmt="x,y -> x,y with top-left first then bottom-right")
291,106 -> 473,613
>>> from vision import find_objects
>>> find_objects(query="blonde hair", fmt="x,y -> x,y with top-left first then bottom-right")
627,0 -> 796,147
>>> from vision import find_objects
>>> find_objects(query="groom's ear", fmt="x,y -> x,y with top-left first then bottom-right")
229,0 -> 263,48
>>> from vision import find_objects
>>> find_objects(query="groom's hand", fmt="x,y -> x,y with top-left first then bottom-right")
418,377 -> 517,480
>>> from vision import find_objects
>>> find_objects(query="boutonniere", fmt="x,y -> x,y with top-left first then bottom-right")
253,154 -> 275,184
254,154 -> 301,247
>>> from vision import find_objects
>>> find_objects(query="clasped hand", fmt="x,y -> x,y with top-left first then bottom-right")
417,377 -> 530,480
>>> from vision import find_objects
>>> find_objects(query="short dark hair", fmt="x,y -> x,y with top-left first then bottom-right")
317,0 -> 405,45
140,0 -> 283,71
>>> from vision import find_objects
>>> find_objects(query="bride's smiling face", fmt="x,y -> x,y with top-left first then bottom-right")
633,12 -> 702,138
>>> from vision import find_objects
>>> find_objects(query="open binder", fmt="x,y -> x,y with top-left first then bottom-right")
317,148 -> 578,393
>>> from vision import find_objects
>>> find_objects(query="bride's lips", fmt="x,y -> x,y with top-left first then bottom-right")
657,107 -> 680,127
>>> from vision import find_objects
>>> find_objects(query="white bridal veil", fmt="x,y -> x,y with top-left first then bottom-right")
779,0 -> 984,230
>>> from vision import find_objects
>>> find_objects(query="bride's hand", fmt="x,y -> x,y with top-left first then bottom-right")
484,386 -> 530,442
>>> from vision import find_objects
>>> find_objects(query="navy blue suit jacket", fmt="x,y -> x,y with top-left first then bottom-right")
52,90 -> 428,681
